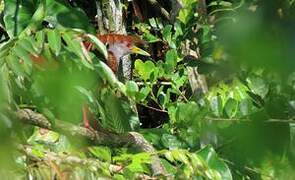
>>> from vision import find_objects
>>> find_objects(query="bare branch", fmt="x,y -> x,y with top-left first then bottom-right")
144,0 -> 170,21
16,109 -> 167,176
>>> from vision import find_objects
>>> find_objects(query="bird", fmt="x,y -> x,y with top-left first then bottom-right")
85,34 -> 150,74
28,33 -> 150,130
82,33 -> 150,129
98,34 -> 150,74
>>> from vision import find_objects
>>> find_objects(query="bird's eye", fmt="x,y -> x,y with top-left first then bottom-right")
126,43 -> 132,48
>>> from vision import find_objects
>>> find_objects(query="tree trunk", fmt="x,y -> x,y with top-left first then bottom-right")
96,0 -> 132,81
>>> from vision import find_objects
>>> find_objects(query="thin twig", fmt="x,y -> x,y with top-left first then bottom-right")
136,81 -> 172,86
139,103 -> 168,113
144,0 -> 170,20
205,116 -> 295,123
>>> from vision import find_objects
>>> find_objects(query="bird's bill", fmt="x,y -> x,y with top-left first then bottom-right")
131,46 -> 150,56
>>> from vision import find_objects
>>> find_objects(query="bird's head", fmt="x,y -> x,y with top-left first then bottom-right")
95,34 -> 150,73
98,34 -> 150,58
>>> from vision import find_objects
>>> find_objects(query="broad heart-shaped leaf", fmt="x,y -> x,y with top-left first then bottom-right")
4,0 -> 38,37
198,145 -> 232,180
47,29 -> 61,56
134,60 -> 156,81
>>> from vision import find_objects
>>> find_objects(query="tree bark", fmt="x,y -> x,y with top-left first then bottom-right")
16,108 -> 167,176
96,0 -> 132,81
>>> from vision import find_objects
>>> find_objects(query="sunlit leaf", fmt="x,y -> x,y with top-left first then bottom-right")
88,146 -> 112,163
134,60 -> 156,81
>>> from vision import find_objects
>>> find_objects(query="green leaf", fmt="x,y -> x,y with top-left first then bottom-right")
85,33 -> 108,59
165,49 -> 178,68
140,128 -> 167,148
162,25 -> 172,43
161,159 -> 177,174
31,148 -> 45,158
247,76 -> 269,98
136,86 -> 151,101
239,98 -> 253,116
6,53 -> 27,77
198,145 -> 232,180
171,149 -> 189,164
161,134 -> 184,149
134,60 -> 156,81
125,153 -> 151,174
143,33 -> 160,43
20,1 -> 46,37
224,98 -> 238,118
0,38 -> 17,60
163,150 -> 175,163
13,45 -> 32,75
19,37 -> 39,56
99,90 -> 139,133
4,0 -> 37,37
47,29 -> 61,56
174,102 -> 200,124
45,0 -> 94,32
88,146 -> 112,162
210,96 -> 223,117
95,61 -> 118,87
62,32 -> 93,69
126,81 -> 139,97
35,30 -> 45,53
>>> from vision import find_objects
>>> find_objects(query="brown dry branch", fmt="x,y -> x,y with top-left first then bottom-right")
16,109 -> 167,176
144,0 -> 170,21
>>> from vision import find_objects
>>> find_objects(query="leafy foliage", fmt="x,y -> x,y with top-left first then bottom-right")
0,0 -> 294,179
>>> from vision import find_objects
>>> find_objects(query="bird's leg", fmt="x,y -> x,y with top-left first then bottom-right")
82,104 -> 90,129
82,104 -> 104,131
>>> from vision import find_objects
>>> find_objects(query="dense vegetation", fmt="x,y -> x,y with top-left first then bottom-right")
0,0 -> 294,179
